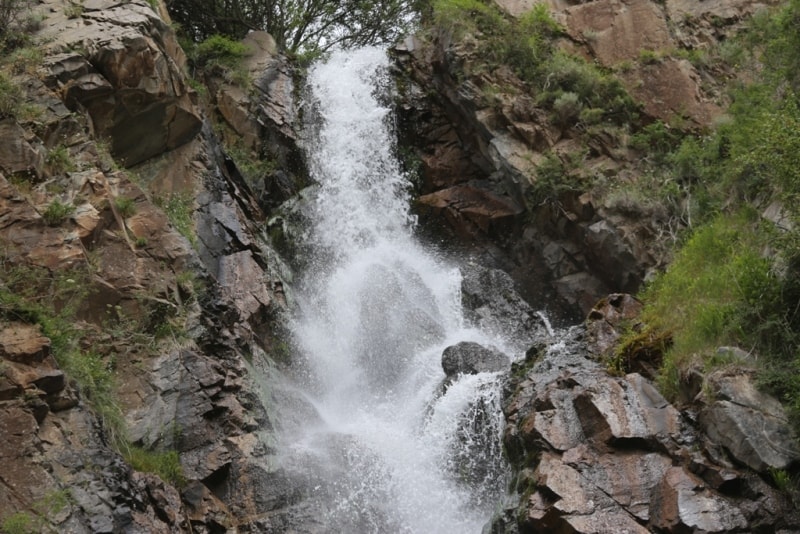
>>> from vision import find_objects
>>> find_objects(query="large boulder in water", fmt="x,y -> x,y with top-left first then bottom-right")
459,263 -> 550,349
441,342 -> 510,378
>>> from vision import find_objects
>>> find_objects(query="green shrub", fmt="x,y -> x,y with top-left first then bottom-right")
0,0 -> 34,46
526,150 -> 586,206
194,34 -> 247,68
1,512 -> 36,534
114,196 -> 137,218
629,120 -> 684,165
46,145 -> 76,175
7,44 -> 42,74
41,199 -> 75,226
552,91 -> 582,126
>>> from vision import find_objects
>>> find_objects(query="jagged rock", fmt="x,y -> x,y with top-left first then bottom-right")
0,323 -> 51,364
700,371 -> 800,472
0,121 -> 45,179
40,0 -> 202,166
497,326 -> 799,533
586,293 -> 643,358
181,480 -> 232,532
218,250 -> 273,324
459,263 -> 549,348
442,341 -> 510,377
650,467 -> 748,532
524,452 -> 651,533
417,184 -> 523,238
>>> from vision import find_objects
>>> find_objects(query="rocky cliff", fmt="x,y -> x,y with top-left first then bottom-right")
392,0 -> 778,318
0,1 -> 303,531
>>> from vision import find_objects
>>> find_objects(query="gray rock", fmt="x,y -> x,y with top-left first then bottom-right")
460,263 -> 549,348
700,372 -> 800,472
442,342 -> 510,377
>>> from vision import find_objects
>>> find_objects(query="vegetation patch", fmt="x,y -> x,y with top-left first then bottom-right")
41,199 -> 75,226
155,193 -> 196,247
123,446 -> 185,487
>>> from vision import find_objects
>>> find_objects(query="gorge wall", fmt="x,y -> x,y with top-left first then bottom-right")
0,0 -> 307,531
1,0 -> 799,532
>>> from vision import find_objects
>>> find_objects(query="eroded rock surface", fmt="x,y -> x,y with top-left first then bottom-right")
0,0 -> 299,531
494,324 -> 800,533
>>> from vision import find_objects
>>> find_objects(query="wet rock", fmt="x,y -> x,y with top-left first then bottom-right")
460,263 -> 549,348
442,341 -> 510,377
417,184 -> 523,239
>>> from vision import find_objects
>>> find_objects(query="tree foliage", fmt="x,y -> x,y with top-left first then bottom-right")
166,0 -> 422,56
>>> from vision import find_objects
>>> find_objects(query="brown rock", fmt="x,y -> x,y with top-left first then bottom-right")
32,369 -> 66,394
418,184 -> 523,237
218,251 -> 272,324
41,0 -> 202,166
0,376 -> 22,400
650,466 -> 747,532
565,0 -> 672,66
0,323 -> 51,364
622,59 -> 722,128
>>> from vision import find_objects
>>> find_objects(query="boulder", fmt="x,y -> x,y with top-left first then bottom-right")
441,342 -> 510,377
460,263 -> 550,348
700,372 -> 800,472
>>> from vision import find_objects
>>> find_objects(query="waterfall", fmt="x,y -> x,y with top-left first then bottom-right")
280,47 -> 512,533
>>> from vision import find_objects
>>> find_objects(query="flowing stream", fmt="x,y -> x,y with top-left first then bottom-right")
280,47 -> 513,533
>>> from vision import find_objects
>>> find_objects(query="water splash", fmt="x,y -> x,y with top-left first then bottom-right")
282,47 -> 511,533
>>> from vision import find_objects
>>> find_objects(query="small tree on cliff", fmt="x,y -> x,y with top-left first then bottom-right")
167,0 -> 422,57
0,0 -> 35,49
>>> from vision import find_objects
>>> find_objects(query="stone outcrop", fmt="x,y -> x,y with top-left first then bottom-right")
494,324 -> 800,533
40,0 -> 202,167
393,33 -> 668,317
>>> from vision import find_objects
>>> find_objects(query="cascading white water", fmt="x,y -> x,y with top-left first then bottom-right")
282,47 -> 512,533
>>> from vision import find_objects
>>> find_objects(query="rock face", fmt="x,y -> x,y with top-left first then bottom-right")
0,1 -> 300,532
40,0 -> 202,167
493,323 -> 800,534
700,371 -> 800,472
392,0 -> 779,316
